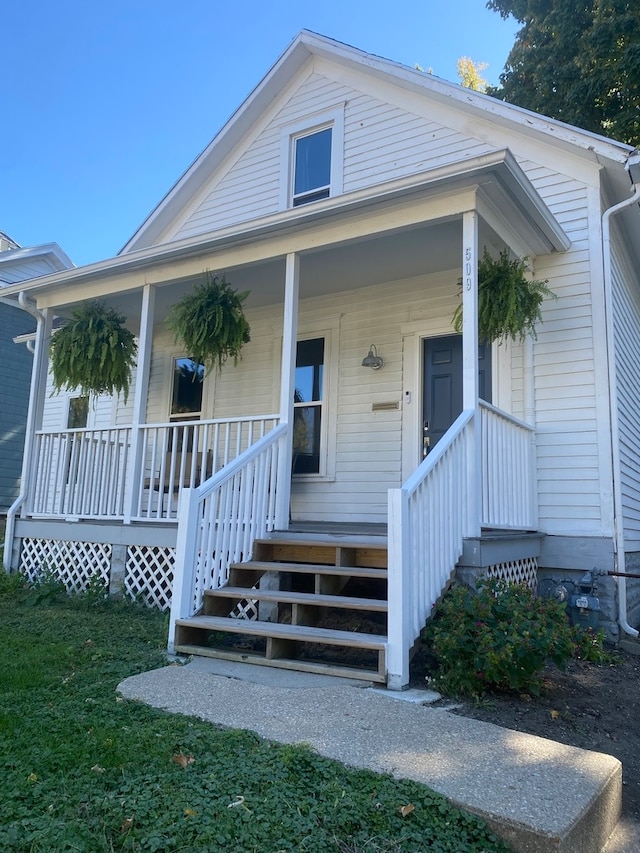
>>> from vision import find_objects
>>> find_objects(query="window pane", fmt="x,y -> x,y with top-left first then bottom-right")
67,396 -> 89,429
295,338 -> 324,403
294,128 -> 332,198
293,405 -> 321,474
171,357 -> 204,417
293,338 -> 324,474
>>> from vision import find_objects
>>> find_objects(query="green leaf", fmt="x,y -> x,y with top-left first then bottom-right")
166,272 -> 251,372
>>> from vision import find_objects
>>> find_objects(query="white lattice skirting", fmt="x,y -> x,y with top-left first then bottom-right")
125,545 -> 175,611
486,557 -> 538,589
20,538 -> 111,594
19,538 -> 176,611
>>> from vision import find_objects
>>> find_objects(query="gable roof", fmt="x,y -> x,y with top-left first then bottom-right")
121,30 -> 635,255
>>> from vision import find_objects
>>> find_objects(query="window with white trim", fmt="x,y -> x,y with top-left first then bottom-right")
280,107 -> 344,210
292,127 -> 332,206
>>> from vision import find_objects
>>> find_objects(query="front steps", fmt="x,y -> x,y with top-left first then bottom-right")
173,536 -> 389,682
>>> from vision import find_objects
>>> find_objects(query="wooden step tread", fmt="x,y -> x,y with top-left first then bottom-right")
175,614 -> 387,649
231,560 -> 387,579
171,645 -> 386,683
204,586 -> 388,611
256,537 -> 387,551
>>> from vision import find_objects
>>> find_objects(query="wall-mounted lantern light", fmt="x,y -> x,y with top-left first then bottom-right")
362,344 -> 383,370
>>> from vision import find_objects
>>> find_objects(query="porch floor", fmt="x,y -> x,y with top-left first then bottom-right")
284,520 -> 387,539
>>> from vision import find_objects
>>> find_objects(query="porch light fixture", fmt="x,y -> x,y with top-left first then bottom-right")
362,344 -> 383,370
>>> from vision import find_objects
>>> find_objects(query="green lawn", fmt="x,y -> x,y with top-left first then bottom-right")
0,577 -> 510,852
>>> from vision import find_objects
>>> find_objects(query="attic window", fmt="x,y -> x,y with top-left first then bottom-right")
280,107 -> 344,210
292,127 -> 332,206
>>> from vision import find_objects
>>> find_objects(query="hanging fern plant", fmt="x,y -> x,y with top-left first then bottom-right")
50,301 -> 137,402
452,248 -> 556,343
167,272 -> 251,372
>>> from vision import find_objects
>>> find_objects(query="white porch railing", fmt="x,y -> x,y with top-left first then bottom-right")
28,415 -> 279,522
168,423 -> 287,650
387,409 -> 474,689
29,427 -> 132,518
131,415 -> 279,521
479,400 -> 537,529
387,401 -> 538,688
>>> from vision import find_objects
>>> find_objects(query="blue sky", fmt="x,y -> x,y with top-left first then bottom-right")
2,1 -> 518,267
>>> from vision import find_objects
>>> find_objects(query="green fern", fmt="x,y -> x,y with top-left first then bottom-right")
167,272 -> 251,372
453,249 -> 556,343
50,302 -> 137,402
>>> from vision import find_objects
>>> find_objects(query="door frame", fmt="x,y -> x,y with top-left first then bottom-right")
401,322 -> 504,482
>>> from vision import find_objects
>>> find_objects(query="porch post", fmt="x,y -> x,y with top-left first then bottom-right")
462,210 -> 481,537
3,303 -> 52,570
124,284 -> 156,523
275,253 -> 299,529
20,304 -> 53,514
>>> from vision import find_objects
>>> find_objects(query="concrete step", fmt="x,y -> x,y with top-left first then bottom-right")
119,660 -> 622,853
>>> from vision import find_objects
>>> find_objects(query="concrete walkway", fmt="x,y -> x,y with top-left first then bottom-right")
118,657 -> 624,853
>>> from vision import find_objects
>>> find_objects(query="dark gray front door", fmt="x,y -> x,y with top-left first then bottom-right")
422,335 -> 491,456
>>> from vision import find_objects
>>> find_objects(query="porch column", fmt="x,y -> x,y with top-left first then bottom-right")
275,253 -> 299,529
462,210 -> 481,537
20,304 -> 53,513
3,302 -> 52,570
124,284 -> 156,523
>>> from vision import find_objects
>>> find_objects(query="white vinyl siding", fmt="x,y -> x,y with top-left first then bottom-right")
169,72 -> 493,243
611,238 -> 640,549
501,169 -> 606,535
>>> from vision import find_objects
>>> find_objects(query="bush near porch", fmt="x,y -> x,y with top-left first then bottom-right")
0,575 -> 509,853
423,578 -> 609,697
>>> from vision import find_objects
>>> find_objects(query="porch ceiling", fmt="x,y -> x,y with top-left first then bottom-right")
60,216 -> 503,331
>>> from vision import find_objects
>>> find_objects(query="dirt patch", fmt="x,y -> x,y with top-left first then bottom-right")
411,645 -> 640,821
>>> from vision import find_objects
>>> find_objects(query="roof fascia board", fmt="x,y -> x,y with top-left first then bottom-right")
303,31 -> 633,167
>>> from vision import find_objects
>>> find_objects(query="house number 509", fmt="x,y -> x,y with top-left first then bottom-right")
465,247 -> 473,291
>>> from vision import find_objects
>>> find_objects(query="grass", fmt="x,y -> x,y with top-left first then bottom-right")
0,577 -> 510,853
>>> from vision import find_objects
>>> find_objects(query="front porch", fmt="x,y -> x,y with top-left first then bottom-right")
5,151 -> 568,687
12,395 -> 539,687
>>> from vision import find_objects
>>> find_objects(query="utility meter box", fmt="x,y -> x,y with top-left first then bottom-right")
569,593 -> 600,630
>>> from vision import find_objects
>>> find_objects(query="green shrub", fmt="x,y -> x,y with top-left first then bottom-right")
572,625 -> 614,663
425,578 -> 576,697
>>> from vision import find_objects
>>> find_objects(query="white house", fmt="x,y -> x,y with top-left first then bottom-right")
3,32 -> 640,689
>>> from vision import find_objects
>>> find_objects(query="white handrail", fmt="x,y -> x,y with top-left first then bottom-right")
479,400 -> 537,529
29,426 -> 132,519
132,415 -> 279,521
168,423 -> 288,652
27,415 -> 279,522
387,409 -> 474,690
387,400 -> 538,688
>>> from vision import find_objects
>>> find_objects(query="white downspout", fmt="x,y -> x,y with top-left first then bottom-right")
601,150 -> 640,639
3,294 -> 49,571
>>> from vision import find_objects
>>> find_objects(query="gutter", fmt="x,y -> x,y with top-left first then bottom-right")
3,293 -> 44,571
601,149 -> 640,639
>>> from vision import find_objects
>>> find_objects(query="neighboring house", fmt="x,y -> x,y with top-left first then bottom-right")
0,234 -> 74,512
2,32 -> 640,688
